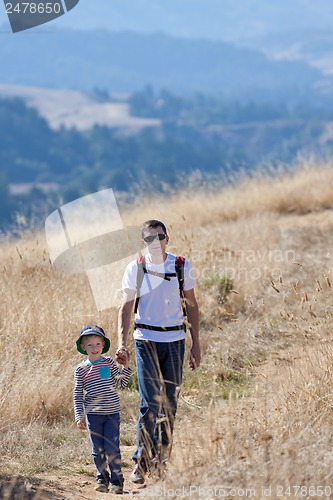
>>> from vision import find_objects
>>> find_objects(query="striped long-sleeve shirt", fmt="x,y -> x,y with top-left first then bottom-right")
74,356 -> 132,422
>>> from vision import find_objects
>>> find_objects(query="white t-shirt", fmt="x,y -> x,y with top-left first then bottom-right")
122,253 -> 196,342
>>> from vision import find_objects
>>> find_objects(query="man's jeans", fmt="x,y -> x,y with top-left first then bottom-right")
133,339 -> 185,467
86,413 -> 123,485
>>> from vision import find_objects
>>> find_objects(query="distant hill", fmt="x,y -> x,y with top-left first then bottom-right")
245,30 -> 333,78
0,26 -> 326,97
38,0 -> 333,43
1,91 -> 333,228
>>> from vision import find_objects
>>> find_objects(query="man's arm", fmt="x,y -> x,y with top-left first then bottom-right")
116,288 -> 135,364
183,288 -> 201,370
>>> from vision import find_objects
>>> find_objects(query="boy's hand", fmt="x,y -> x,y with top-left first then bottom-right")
77,419 -> 86,430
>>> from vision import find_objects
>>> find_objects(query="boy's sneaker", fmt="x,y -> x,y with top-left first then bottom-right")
95,478 -> 109,492
110,481 -> 124,494
129,463 -> 146,484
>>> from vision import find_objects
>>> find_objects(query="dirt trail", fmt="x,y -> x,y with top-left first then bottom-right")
1,446 -> 144,499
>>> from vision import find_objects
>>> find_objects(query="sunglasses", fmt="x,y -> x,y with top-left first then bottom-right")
143,233 -> 167,243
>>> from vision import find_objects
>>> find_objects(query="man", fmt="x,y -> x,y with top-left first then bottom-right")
116,219 -> 201,484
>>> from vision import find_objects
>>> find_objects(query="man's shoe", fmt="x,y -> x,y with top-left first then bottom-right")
95,478 -> 109,492
160,445 -> 171,464
110,482 -> 124,494
129,463 -> 146,484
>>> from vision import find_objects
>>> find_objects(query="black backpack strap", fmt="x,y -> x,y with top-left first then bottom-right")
134,255 -> 146,314
134,323 -> 184,332
175,256 -> 187,330
145,270 -> 176,281
175,256 -> 185,292
134,255 -> 187,331
134,256 -> 177,313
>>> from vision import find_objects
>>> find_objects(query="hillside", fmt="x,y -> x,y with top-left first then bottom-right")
0,163 -> 332,497
3,92 -> 333,231
0,26 -> 324,96
247,29 -> 333,78
46,0 -> 333,42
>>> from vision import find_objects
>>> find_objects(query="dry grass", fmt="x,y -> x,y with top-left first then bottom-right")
1,161 -> 333,498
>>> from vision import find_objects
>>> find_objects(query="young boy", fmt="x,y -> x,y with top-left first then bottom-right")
74,324 -> 131,494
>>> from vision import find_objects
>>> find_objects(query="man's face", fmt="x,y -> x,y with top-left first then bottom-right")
142,225 -> 168,255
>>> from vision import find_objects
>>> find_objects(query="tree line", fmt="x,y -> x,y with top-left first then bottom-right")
1,92 -> 332,230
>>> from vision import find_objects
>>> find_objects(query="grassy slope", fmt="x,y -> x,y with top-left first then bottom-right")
0,161 -> 332,498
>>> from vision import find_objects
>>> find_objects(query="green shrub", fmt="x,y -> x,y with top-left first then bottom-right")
204,273 -> 234,304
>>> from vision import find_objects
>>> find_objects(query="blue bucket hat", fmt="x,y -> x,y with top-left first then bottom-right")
76,324 -> 110,355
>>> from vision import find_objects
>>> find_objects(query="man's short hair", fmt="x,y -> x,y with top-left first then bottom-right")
141,220 -> 168,238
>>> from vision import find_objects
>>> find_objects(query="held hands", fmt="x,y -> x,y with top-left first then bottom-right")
115,346 -> 130,368
77,418 -> 86,430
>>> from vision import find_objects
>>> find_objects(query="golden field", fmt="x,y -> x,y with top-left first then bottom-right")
0,162 -> 332,499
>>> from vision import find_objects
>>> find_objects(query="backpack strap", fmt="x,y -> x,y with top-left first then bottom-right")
134,255 -> 187,332
134,255 -> 178,313
175,256 -> 185,292
175,256 -> 187,330
145,270 -> 176,280
134,255 -> 146,314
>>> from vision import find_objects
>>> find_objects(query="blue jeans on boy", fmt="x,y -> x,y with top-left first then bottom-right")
133,339 -> 185,468
86,412 -> 123,485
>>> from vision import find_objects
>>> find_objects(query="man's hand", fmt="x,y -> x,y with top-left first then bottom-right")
115,346 -> 130,366
183,288 -> 201,370
117,291 -> 135,366
189,343 -> 201,370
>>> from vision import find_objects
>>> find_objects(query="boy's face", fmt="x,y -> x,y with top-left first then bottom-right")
80,334 -> 105,361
